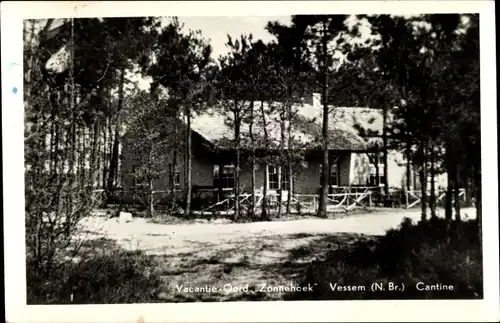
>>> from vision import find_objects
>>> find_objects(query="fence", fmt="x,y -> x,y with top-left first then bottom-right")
190,186 -> 375,216
92,186 -> 469,216
404,188 -> 466,209
92,188 -> 183,212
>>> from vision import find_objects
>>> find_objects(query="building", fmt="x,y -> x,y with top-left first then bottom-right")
120,93 -> 422,209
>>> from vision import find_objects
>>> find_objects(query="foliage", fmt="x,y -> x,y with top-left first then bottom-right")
347,14 -> 480,221
27,243 -> 163,304
24,17 -> 158,281
287,217 -> 482,300
140,17 -> 215,216
122,91 -> 181,215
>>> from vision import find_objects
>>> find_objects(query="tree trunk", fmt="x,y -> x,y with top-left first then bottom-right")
90,95 -> 102,188
106,67 -> 126,204
102,92 -> 111,189
81,126 -> 87,186
445,155 -> 453,221
405,138 -> 411,207
49,102 -> 56,175
249,100 -> 256,217
277,168 -> 283,217
170,155 -> 178,213
464,167 -> 471,207
148,176 -> 154,217
170,110 -> 179,214
318,19 -> 329,219
278,111 -> 286,218
430,141 -> 436,219
79,124 -> 86,189
474,164 -> 482,240
184,104 -> 192,217
382,104 -> 389,198
234,111 -> 241,221
286,101 -> 293,214
68,17 -> 77,189
102,114 -> 110,189
81,125 -> 86,185
419,143 -> 427,221
263,165 -> 269,220
454,164 -> 461,222
54,106 -> 61,176
260,100 -> 269,220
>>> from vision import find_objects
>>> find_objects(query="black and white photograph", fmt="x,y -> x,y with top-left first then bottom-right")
2,1 -> 499,322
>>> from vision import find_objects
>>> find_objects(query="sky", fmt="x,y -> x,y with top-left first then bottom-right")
134,15 -> 373,91
129,16 -> 293,90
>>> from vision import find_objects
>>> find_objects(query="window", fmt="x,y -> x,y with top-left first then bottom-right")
213,164 -> 235,189
329,164 -> 339,186
169,164 -> 180,191
320,163 -> 339,187
269,166 -> 280,190
369,164 -> 385,186
213,165 -> 220,187
132,166 -> 148,188
267,165 -> 292,191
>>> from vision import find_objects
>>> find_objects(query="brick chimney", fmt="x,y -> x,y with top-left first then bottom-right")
302,92 -> 321,106
298,92 -> 322,120
312,92 -> 321,107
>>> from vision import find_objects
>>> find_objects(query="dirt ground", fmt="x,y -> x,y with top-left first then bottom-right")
77,207 -> 476,302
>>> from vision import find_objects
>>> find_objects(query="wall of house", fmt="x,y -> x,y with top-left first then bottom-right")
191,156 -> 214,188
238,163 -> 266,192
294,159 -> 321,194
349,152 -> 371,185
121,128 -> 216,204
386,150 -> 406,188
122,129 -> 454,206
338,154 -> 352,186
121,148 -> 174,190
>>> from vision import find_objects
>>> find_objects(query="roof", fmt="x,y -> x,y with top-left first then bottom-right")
190,100 -> 385,151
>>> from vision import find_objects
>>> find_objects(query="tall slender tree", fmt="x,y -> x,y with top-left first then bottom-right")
141,18 -> 212,217
218,34 -> 254,220
276,15 -> 349,218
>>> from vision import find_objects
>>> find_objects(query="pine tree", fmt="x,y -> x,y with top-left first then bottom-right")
141,18 -> 212,217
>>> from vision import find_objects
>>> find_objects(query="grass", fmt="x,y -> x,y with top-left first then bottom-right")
285,217 -> 483,300
26,239 -> 164,304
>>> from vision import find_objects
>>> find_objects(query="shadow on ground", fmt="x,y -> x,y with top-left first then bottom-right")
138,232 -> 377,302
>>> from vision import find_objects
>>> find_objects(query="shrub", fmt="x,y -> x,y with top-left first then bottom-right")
27,248 -> 163,304
289,218 -> 482,300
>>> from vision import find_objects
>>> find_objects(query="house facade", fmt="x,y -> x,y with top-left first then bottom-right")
121,94 -> 423,207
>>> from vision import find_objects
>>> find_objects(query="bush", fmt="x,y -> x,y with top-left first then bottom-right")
287,218 -> 482,300
27,248 -> 163,304
25,182 -> 98,278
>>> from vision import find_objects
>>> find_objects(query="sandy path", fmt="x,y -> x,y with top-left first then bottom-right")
80,207 -> 476,253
